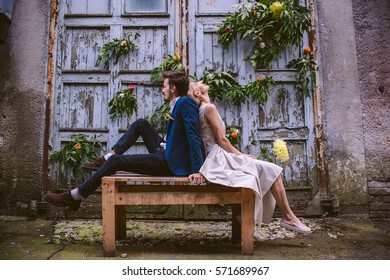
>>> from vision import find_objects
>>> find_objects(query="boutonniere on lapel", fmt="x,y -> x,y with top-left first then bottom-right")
163,112 -> 174,121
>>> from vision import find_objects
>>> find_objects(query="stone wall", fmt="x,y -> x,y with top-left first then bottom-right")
316,0 -> 368,211
352,0 -> 390,219
0,0 -> 49,211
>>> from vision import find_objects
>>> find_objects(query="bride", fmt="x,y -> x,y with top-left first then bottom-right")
187,81 -> 311,234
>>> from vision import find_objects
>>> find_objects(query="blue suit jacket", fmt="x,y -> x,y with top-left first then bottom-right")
164,96 -> 204,175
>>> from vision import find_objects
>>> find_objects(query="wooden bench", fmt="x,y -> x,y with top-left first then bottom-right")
101,174 -> 255,256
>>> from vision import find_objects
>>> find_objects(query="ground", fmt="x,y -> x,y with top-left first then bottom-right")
0,215 -> 389,260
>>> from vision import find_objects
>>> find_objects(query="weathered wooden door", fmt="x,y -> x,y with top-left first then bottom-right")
51,0 -> 317,217
187,0 -> 316,216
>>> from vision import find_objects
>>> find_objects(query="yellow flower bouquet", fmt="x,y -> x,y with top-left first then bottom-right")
257,138 -> 289,163
273,139 -> 289,162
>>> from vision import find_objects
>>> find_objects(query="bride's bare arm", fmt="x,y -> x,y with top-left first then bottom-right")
204,104 -> 242,156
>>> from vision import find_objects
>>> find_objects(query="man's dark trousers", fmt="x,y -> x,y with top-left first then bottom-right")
78,118 -> 173,198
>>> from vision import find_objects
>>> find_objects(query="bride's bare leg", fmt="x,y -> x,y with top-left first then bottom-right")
270,175 -> 311,233
270,175 -> 296,221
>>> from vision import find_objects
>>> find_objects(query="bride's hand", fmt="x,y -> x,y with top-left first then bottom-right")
188,173 -> 206,185
243,153 -> 257,159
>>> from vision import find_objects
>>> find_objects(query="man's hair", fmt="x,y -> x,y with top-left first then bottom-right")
163,70 -> 189,97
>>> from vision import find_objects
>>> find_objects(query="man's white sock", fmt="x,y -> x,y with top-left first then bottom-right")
104,153 -> 113,160
70,188 -> 83,200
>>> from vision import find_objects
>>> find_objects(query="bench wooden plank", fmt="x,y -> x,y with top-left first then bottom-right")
241,188 -> 255,255
116,192 -> 242,205
101,174 -> 255,256
106,176 -> 189,183
117,184 -> 241,193
102,180 -> 116,257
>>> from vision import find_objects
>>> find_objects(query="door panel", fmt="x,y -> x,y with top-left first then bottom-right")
121,27 -> 169,71
62,27 -> 110,71
65,0 -> 112,15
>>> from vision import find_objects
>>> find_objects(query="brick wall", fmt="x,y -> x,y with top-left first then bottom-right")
368,181 -> 390,219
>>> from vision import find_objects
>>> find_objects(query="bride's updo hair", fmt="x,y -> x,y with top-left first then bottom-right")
187,82 -> 209,105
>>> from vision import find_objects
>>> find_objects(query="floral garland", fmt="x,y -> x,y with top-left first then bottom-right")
151,54 -> 183,81
195,69 -> 275,105
49,134 -> 102,180
108,85 -> 138,121
217,0 -> 310,69
146,101 -> 171,133
195,69 -> 240,102
287,47 -> 316,96
95,32 -> 140,70
245,75 -> 275,104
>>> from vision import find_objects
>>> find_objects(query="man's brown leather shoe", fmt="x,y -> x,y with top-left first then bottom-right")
81,156 -> 106,171
44,191 -> 81,211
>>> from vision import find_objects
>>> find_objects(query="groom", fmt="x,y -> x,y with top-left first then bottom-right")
44,70 -> 205,211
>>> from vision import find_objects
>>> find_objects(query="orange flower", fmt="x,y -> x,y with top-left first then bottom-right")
74,143 -> 81,150
231,131 -> 238,138
304,47 -> 311,54
173,55 -> 180,61
256,77 -> 261,81
253,9 -> 257,15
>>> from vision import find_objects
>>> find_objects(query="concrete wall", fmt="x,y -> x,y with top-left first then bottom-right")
0,0 -> 49,210
316,0 -> 368,210
352,0 -> 390,218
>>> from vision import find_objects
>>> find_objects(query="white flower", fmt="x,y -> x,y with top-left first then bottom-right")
207,74 -> 215,80
119,93 -> 125,98
260,42 -> 266,49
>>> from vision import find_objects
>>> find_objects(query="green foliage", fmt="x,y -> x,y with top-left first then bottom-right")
151,54 -> 183,81
217,0 -> 310,68
95,32 -> 140,70
146,101 -> 171,133
286,52 -> 316,96
49,134 -> 102,180
196,69 -> 240,102
257,146 -> 275,163
193,70 -> 275,106
225,84 -> 247,106
226,127 -> 241,149
108,85 -> 138,121
245,76 -> 275,104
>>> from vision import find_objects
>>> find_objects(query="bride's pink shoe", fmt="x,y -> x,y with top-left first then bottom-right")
254,228 -> 263,240
280,218 -> 311,234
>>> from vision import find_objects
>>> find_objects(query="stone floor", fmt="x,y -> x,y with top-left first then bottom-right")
0,215 -> 389,260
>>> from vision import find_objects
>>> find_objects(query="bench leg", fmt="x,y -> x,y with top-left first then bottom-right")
116,205 -> 126,239
231,204 -> 241,243
241,188 -> 255,255
102,179 -> 116,257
